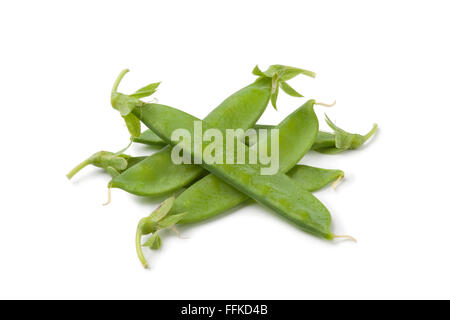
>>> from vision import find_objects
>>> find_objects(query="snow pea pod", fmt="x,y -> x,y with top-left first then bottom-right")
133,101 -> 333,239
109,65 -> 315,197
135,165 -> 342,267
312,131 -> 337,149
125,156 -> 147,168
110,80 -> 269,196
163,101 -> 340,225
68,149 -> 340,194
134,124 -> 278,148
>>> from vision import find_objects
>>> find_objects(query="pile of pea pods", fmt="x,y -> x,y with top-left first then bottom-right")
67,65 -> 377,268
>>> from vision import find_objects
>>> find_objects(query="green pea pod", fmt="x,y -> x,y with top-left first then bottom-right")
109,66 -> 315,197
124,156 -> 147,169
135,163 -> 343,266
165,100 -> 338,225
133,101 -> 333,240
66,151 -> 131,179
133,124 -> 272,148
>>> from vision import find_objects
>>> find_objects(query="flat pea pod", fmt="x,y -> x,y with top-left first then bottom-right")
133,125 -> 270,148
109,66 -> 315,197
134,100 -> 334,239
167,100 -> 323,224
172,165 -> 343,224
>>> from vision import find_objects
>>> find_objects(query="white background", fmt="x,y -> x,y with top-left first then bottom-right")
1,1 -> 449,299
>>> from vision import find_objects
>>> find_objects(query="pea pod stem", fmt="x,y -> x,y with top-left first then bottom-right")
136,219 -> 148,269
66,158 -> 92,180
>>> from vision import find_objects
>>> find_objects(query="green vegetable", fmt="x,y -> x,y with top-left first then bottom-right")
135,99 -> 329,266
110,69 -> 160,138
109,66 -> 315,197
136,197 -> 187,268
66,138 -> 144,180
